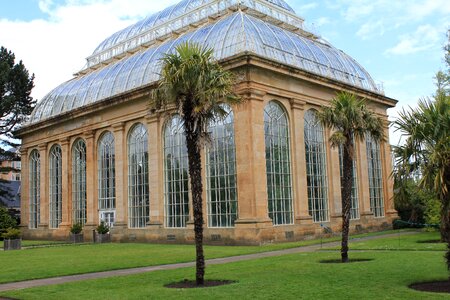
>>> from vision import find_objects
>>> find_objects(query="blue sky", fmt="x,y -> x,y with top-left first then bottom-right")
0,0 -> 449,144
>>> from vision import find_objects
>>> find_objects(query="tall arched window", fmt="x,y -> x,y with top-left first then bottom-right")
98,131 -> 116,227
72,139 -> 87,225
29,150 -> 40,229
128,123 -> 150,228
49,144 -> 62,228
163,115 -> 189,228
339,145 -> 360,220
304,109 -> 329,222
366,134 -> 384,217
207,105 -> 238,228
264,101 -> 293,225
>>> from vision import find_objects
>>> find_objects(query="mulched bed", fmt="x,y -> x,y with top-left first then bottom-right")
410,281 -> 450,293
319,258 -> 374,264
165,279 -> 236,289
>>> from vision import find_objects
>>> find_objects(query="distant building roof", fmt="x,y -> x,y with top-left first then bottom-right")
0,180 -> 20,209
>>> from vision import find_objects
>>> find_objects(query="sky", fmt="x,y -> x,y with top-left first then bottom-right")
0,0 -> 449,145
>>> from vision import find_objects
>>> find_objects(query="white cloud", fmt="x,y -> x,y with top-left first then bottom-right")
0,0 -> 179,101
385,24 -> 443,55
356,20 -> 385,40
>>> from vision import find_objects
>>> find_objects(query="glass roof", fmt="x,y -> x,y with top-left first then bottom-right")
29,2 -> 382,125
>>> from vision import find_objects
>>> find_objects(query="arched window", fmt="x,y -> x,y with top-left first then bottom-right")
163,115 -> 189,228
304,109 -> 329,222
128,123 -> 150,228
98,131 -> 115,227
264,101 -> 293,225
207,105 -> 238,227
339,144 -> 360,220
72,139 -> 87,225
366,134 -> 384,217
29,150 -> 40,229
49,144 -> 62,228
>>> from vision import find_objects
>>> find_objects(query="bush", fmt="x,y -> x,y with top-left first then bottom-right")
70,223 -> 83,234
2,227 -> 20,239
96,221 -> 110,234
424,197 -> 440,226
0,206 -> 17,239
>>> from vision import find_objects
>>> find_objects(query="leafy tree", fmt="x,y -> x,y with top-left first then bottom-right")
0,46 -> 35,199
151,42 -> 240,285
317,92 -> 384,263
393,36 -> 450,272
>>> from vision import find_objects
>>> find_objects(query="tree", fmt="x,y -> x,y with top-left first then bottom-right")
0,206 -> 17,239
317,92 -> 384,263
151,42 -> 240,285
0,46 -> 35,199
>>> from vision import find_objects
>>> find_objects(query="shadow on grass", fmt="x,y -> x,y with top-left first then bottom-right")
319,258 -> 374,264
416,239 -> 442,244
165,279 -> 237,289
409,280 -> 450,294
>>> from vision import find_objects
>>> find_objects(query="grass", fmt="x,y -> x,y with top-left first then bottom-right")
2,250 -> 449,299
324,231 -> 446,251
0,229 -> 407,284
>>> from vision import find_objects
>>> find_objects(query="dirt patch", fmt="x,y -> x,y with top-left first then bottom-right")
165,279 -> 236,289
319,258 -> 374,264
410,281 -> 450,293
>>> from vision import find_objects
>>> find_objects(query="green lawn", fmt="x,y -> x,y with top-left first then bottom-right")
0,230 -> 404,284
324,231 -> 446,251
1,239 -> 67,248
2,250 -> 448,299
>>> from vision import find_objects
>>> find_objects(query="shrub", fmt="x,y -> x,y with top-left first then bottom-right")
0,206 -> 17,239
70,223 -> 83,234
96,221 -> 110,234
2,227 -> 20,239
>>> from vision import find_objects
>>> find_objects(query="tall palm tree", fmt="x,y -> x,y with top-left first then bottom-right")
317,92 -> 385,263
394,93 -> 450,272
151,42 -> 240,285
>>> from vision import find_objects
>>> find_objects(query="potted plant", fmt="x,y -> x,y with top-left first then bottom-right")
95,221 -> 110,243
70,223 -> 84,243
3,228 -> 21,250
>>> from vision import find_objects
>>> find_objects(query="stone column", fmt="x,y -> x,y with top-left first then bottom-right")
112,122 -> 127,229
381,119 -> 396,217
19,148 -> 29,228
290,98 -> 313,224
146,115 -> 163,226
234,89 -> 272,227
38,143 -> 49,229
84,131 -> 97,232
59,138 -> 71,230
328,129 -> 342,222
357,137 -> 373,219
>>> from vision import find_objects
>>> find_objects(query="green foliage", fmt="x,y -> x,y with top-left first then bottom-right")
96,221 -> 109,234
0,46 -> 35,139
424,197 -> 441,226
2,227 -> 20,239
0,206 -> 17,238
70,223 -> 83,234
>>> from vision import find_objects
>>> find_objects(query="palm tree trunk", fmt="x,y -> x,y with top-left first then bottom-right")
341,141 -> 353,263
183,101 -> 205,286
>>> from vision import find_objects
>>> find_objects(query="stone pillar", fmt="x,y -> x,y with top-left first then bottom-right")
84,131 -> 97,231
59,138 -> 71,230
19,148 -> 29,228
146,115 -> 163,226
357,137 -> 373,219
234,90 -> 272,227
328,130 -> 342,221
112,122 -> 127,229
290,99 -> 313,224
38,143 -> 49,228
381,120 -> 396,217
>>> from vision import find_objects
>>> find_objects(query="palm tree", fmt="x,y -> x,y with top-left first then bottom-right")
151,42 -> 240,285
317,92 -> 385,263
393,93 -> 450,272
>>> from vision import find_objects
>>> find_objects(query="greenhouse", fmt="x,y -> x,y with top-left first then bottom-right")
18,0 -> 397,244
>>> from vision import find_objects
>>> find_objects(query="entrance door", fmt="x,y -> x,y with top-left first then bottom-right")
99,210 -> 115,228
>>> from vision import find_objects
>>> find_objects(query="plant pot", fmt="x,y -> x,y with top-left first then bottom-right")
70,233 -> 84,243
95,233 -> 111,243
4,238 -> 21,250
